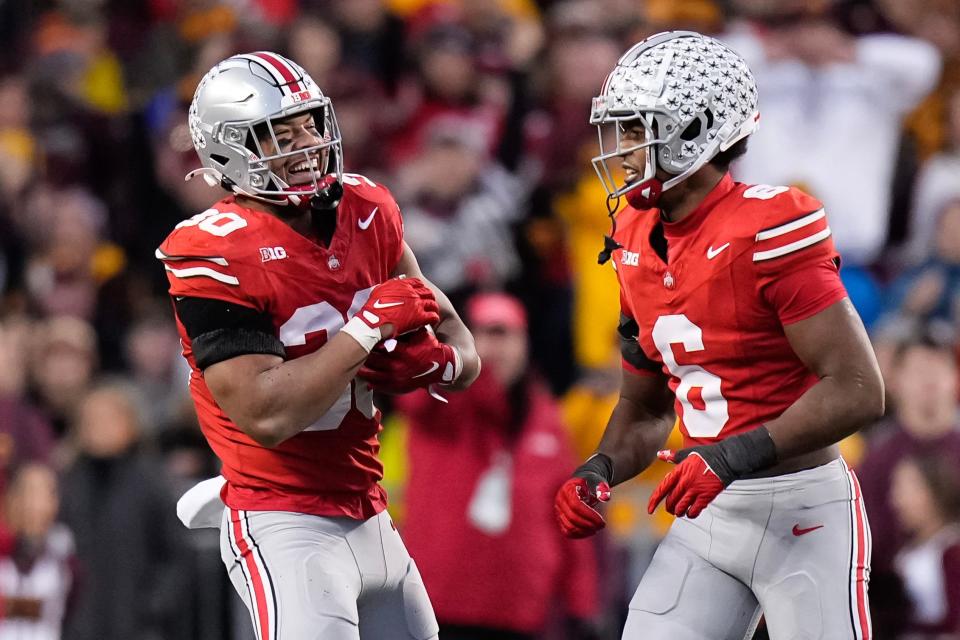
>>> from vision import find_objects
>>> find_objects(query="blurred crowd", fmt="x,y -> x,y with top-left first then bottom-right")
2,0 -> 960,638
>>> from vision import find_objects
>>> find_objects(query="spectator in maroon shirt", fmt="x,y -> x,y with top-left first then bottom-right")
857,330 -> 960,633
890,451 -> 960,636
859,331 -> 960,572
0,317 -> 54,532
397,292 -> 600,640
386,22 -> 504,171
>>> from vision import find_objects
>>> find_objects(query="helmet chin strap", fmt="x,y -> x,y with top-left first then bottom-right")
625,176 -> 664,209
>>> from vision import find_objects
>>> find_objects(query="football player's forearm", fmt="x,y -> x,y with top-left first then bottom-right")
430,278 -> 480,389
435,316 -> 480,389
597,399 -> 673,485
246,334 -> 370,446
392,242 -> 479,388
764,370 -> 884,461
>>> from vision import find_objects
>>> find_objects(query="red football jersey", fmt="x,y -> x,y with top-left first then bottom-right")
157,174 -> 404,519
613,173 -> 847,447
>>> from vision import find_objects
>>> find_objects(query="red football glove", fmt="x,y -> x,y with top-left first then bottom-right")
648,428 -> 779,519
359,327 -> 461,394
647,449 -> 725,519
554,477 -> 611,539
341,278 -> 439,351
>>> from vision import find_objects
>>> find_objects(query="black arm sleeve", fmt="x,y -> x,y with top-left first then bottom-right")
618,313 -> 661,373
174,296 -> 285,370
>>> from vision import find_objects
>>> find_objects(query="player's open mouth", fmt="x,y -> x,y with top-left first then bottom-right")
623,164 -> 639,184
286,156 -> 321,185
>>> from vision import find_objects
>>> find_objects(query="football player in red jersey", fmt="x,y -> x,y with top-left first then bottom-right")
158,52 -> 480,640
554,32 -> 884,639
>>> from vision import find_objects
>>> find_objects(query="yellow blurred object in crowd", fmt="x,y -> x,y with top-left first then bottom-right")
0,129 -> 36,164
838,431 -> 866,468
554,171 -> 622,370
906,60 -> 960,160
80,52 -> 129,115
387,0 -> 539,20
178,5 -> 238,43
378,412 -> 410,525
644,0 -> 723,31
91,243 -> 127,284
562,380 -> 618,462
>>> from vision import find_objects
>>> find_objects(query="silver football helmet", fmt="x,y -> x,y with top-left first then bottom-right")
187,51 -> 343,206
590,31 -> 759,209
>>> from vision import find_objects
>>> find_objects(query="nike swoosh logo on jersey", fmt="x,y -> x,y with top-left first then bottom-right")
372,299 -> 403,309
792,524 -> 824,536
412,362 -> 440,378
707,243 -> 730,259
358,207 -> 378,230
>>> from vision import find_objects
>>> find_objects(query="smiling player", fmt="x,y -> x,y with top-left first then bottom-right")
158,52 -> 480,640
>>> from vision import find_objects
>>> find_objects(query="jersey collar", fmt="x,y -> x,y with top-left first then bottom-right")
662,172 -> 735,239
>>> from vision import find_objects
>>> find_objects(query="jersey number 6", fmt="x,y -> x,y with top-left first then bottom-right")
652,314 -> 729,438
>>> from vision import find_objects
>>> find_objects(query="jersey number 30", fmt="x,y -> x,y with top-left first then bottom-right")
278,288 -> 377,431
652,314 -> 729,438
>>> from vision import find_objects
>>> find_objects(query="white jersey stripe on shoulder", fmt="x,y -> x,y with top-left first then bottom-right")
155,248 -> 228,266
752,228 -> 831,262
165,265 -> 239,285
755,209 -> 826,241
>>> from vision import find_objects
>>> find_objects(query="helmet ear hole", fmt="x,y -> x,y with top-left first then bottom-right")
210,153 -> 230,167
680,117 -> 702,141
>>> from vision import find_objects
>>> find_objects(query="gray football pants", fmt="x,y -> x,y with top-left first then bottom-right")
219,508 -> 439,640
624,458 -> 872,640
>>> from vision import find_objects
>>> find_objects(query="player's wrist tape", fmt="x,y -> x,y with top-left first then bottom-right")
341,316 -> 382,353
708,425 -> 779,485
573,452 -> 614,486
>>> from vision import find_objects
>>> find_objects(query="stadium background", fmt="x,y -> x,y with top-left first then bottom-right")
2,0 -> 960,637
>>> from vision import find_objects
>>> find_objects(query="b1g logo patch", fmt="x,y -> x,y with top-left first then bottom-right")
621,250 -> 640,266
260,246 -> 288,262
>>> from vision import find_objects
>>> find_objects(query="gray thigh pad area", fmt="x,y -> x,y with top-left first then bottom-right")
623,539 -> 761,640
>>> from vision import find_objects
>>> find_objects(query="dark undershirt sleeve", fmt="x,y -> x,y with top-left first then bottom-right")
174,296 -> 285,370
618,313 -> 661,375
